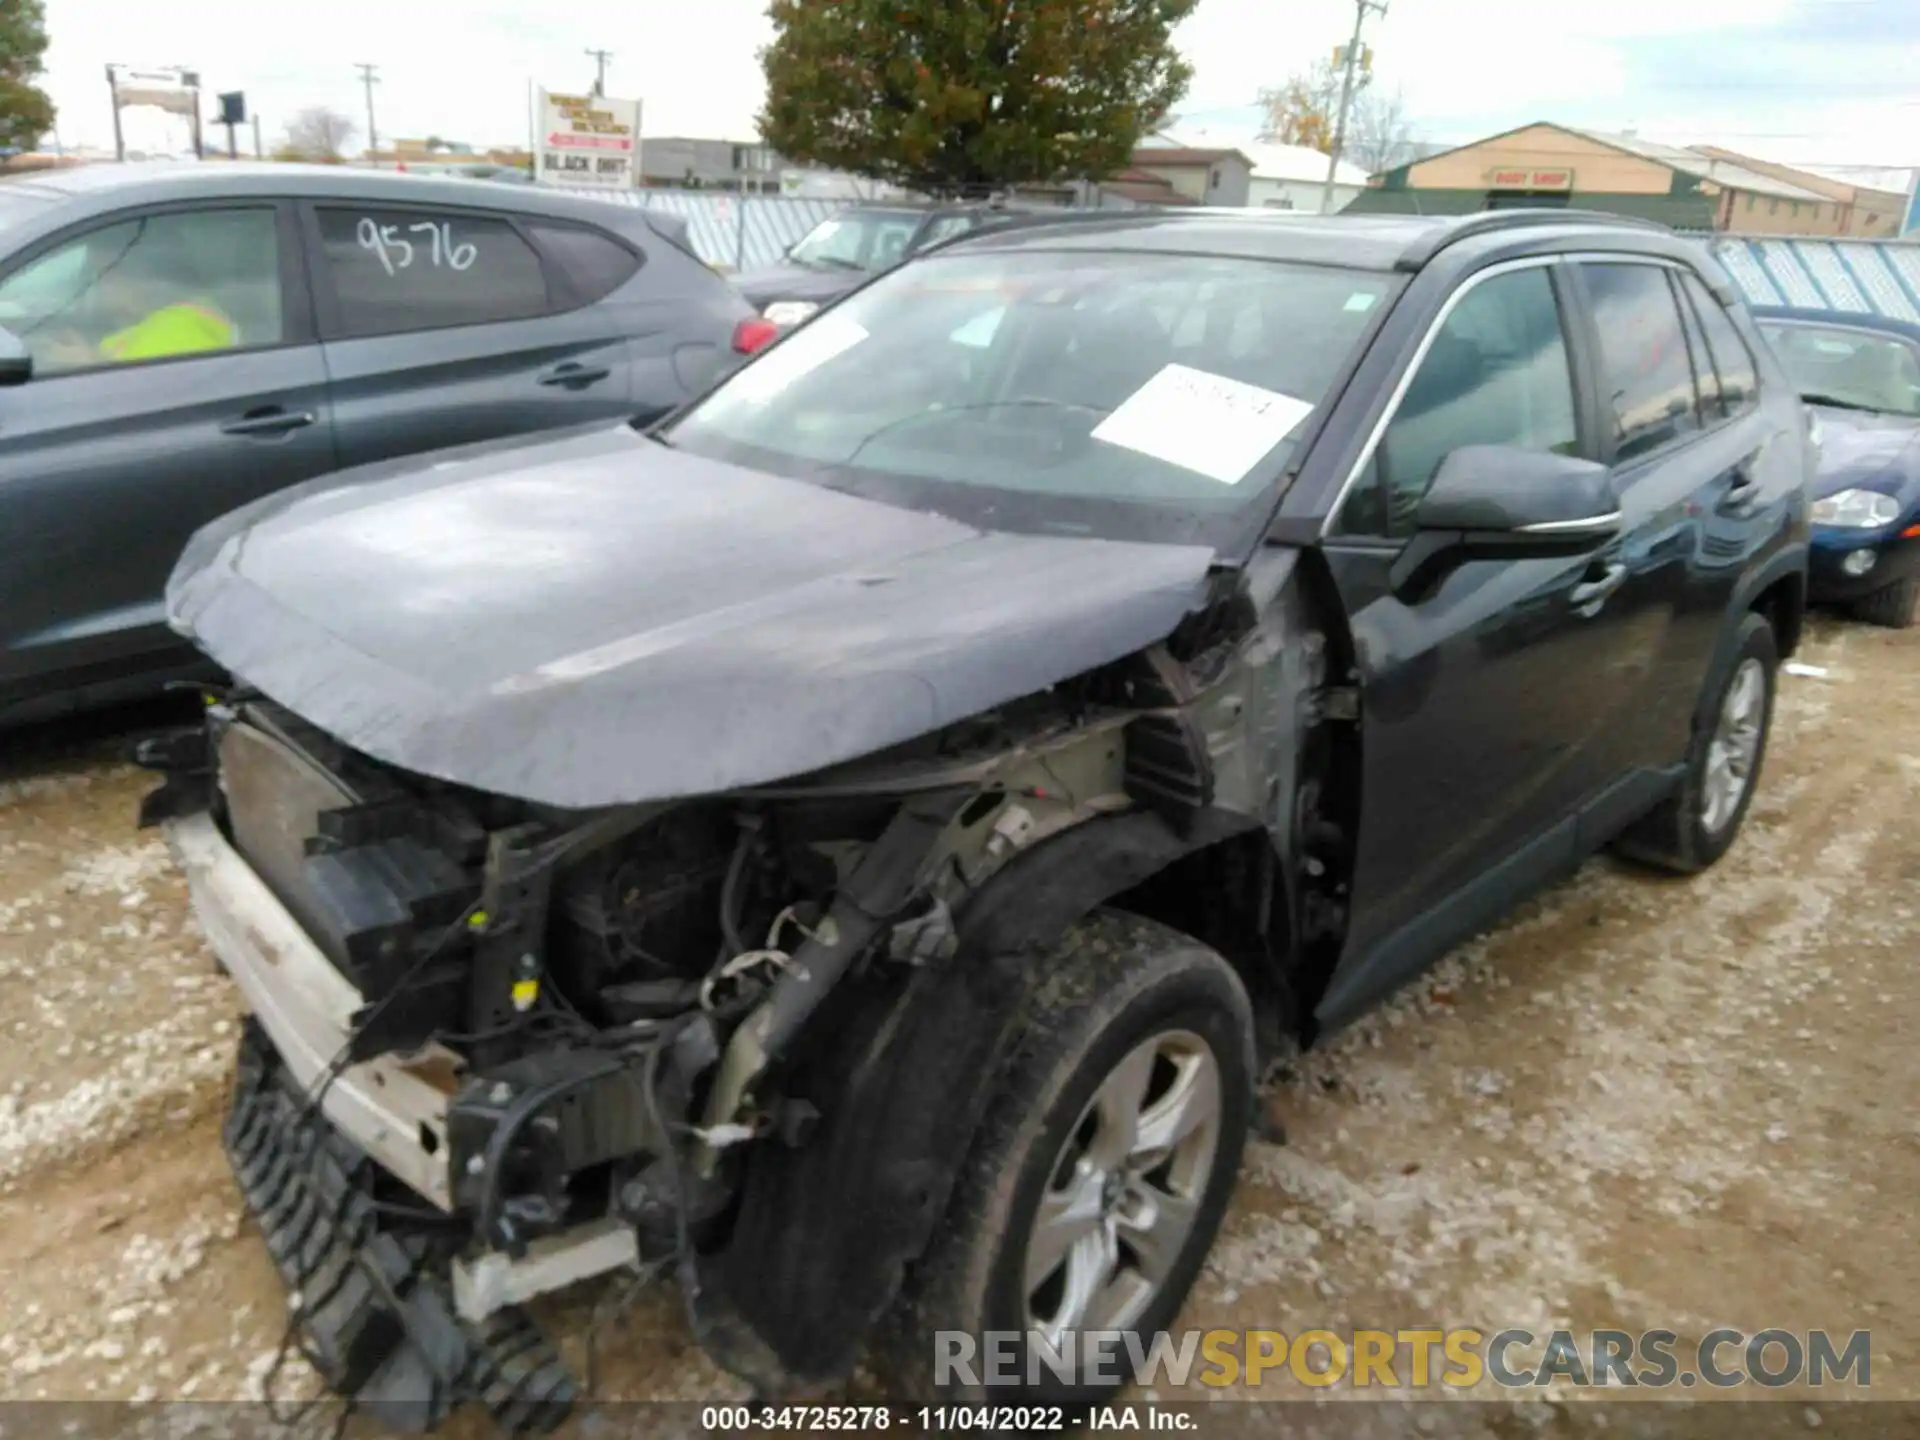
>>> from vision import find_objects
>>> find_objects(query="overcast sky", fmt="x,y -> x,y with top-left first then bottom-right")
37,0 -> 1920,172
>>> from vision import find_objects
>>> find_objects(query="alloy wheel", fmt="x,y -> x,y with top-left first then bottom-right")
1022,1029 -> 1222,1347
1701,657 -> 1765,835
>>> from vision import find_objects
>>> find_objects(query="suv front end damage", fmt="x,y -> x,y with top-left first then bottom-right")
143,608 -> 1335,1429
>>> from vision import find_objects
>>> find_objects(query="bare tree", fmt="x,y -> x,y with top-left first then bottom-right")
1258,61 -> 1421,178
1342,86 -> 1419,176
277,106 -> 357,163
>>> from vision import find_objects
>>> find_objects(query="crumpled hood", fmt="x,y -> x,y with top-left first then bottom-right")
168,424 -> 1215,808
733,262 -> 865,309
1810,405 -> 1920,498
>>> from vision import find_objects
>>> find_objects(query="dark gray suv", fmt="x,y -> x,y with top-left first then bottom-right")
144,208 -> 1809,1432
0,163 -> 761,724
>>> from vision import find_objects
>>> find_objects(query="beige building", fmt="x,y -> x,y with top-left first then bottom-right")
1691,146 -> 1907,238
1350,122 -> 1903,236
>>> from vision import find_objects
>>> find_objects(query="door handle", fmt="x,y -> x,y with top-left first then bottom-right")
538,362 -> 613,389
1569,561 -> 1628,609
1719,473 -> 1763,511
1718,448 -> 1767,511
220,407 -> 316,438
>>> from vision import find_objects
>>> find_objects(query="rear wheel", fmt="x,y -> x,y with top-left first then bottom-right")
879,911 -> 1254,1407
1852,575 -> 1917,629
1615,610 -> 1776,874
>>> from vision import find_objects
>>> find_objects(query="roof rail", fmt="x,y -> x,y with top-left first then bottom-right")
1395,208 -> 1674,271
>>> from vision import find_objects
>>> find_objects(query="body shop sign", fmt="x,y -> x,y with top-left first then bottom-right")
535,90 -> 641,187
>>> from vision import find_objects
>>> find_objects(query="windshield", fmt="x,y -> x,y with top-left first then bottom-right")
1760,321 -> 1920,418
786,210 -> 925,272
666,248 -> 1399,547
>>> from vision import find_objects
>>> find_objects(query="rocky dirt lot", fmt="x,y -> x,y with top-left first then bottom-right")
0,615 -> 1915,1437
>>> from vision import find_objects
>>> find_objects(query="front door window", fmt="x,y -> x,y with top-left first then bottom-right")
0,208 -> 283,377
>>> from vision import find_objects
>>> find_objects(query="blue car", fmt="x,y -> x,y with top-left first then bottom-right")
1753,307 -> 1920,627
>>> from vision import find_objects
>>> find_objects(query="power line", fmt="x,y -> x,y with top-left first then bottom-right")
355,62 -> 380,157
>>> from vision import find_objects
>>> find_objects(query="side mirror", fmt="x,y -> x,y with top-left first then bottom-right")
0,326 -> 31,387
1392,444 -> 1619,598
1415,444 -> 1619,536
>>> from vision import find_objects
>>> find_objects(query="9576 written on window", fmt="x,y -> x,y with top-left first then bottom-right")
315,207 -> 551,338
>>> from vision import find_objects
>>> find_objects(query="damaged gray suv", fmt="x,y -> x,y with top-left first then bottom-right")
142,208 -> 1810,1431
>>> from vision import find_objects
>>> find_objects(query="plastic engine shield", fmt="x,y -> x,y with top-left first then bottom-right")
225,1019 -> 576,1434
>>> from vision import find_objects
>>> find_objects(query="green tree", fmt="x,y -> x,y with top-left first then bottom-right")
0,0 -> 56,153
758,0 -> 1198,195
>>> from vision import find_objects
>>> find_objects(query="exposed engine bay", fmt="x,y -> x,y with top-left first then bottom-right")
164,687 -> 1121,1237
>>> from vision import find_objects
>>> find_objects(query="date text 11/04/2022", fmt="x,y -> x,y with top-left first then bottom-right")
699,1408 -> 1167,1432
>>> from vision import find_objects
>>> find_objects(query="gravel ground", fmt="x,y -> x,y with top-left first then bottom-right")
0,617 -> 1914,1436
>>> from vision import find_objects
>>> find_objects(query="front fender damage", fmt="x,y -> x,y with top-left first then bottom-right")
148,547 -> 1342,1428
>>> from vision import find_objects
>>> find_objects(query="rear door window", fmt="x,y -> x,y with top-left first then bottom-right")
1580,262 -> 1702,463
313,206 -> 551,338
525,222 -> 642,307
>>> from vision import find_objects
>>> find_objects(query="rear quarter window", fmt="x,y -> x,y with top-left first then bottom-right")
1680,272 -> 1759,415
526,222 -> 643,307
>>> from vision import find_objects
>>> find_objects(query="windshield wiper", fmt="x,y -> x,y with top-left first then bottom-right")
1801,392 -> 1880,413
838,400 -> 1110,466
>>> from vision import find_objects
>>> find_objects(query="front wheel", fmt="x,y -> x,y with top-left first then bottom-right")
879,912 -> 1255,1407
1615,610 -> 1776,874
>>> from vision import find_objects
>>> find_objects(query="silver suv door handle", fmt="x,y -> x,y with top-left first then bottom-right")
538,363 -> 613,389
221,408 -> 316,438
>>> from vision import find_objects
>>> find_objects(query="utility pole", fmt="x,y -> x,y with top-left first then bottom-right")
105,65 -> 126,162
185,70 -> 205,160
355,63 -> 380,158
585,48 -> 612,97
1321,0 -> 1386,214
252,114 -> 263,158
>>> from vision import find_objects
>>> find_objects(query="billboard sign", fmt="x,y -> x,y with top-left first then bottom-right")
534,89 -> 641,188
109,64 -> 200,117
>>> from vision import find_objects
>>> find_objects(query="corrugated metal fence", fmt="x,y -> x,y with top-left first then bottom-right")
546,187 -> 843,273
542,191 -> 1920,312
1703,236 -> 1920,324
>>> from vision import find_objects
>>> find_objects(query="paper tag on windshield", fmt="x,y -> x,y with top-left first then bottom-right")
731,314 -> 868,403
1091,364 -> 1314,484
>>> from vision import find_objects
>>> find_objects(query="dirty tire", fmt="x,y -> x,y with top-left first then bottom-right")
877,911 -> 1254,1408
1852,576 -> 1917,629
1615,610 -> 1776,875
